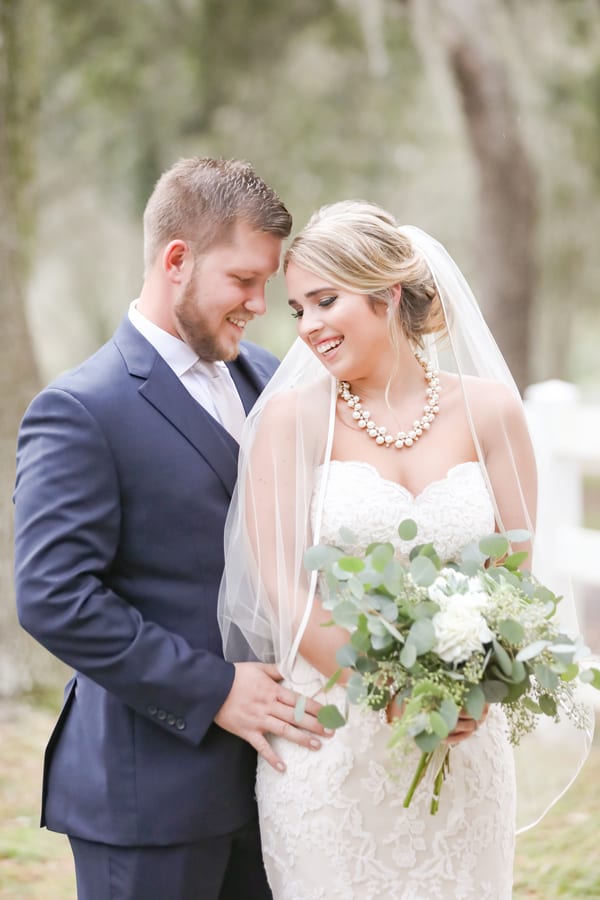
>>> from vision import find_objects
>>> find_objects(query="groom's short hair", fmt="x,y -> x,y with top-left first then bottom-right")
142,157 -> 292,272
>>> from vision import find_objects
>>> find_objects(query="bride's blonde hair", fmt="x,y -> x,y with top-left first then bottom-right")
284,200 -> 446,351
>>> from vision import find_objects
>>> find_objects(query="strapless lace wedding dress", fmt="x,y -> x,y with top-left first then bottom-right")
256,461 -> 516,900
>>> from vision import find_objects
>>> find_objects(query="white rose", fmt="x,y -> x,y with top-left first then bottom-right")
432,596 -> 494,664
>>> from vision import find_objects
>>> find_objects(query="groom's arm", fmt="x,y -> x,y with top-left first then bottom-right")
14,386 -> 326,759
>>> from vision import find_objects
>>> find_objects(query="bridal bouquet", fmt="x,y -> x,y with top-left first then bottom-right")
301,521 -> 599,814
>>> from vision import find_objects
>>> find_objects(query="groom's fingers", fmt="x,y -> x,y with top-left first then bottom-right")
214,661 -> 328,772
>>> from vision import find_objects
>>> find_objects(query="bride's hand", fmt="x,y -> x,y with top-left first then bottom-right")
445,704 -> 489,745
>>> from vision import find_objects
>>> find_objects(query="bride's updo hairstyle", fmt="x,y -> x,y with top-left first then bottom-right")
283,200 -> 447,349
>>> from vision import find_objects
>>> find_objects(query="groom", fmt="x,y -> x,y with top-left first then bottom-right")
13,157 -> 326,899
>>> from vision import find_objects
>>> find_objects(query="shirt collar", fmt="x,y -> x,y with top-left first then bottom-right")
128,299 -> 198,377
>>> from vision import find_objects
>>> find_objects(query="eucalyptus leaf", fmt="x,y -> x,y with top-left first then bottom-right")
370,542 -> 395,572
356,655 -> 379,674
498,618 -> 525,645
429,711 -> 450,738
337,556 -> 366,573
534,663 -> 560,692
492,640 -> 513,677
503,551 -> 528,571
504,528 -> 531,544
400,642 -> 417,668
383,560 -> 405,596
398,518 -> 418,541
294,694 -> 306,723
370,631 -> 395,651
408,618 -> 436,655
523,697 -> 542,715
410,555 -> 438,587
511,659 -> 526,682
516,640 -> 550,662
336,644 -> 358,668
332,601 -> 360,629
539,694 -> 557,717
351,627 -> 371,653
439,697 -> 459,731
415,730 -> 441,753
322,668 -> 343,692
317,704 -> 346,730
465,684 -> 486,720
479,534 -> 509,560
460,540 -> 487,567
304,544 -> 340,571
482,680 -> 509,702
346,673 -> 367,703
559,662 -> 579,683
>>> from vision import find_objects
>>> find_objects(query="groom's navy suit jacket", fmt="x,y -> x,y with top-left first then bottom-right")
14,316 -> 278,846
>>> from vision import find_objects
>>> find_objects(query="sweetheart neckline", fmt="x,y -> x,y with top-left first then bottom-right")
324,459 -> 484,502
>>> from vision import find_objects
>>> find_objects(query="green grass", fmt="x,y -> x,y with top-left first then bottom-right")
0,697 -> 598,897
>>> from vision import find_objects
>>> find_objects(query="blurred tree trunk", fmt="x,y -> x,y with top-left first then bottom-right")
0,0 -> 66,695
412,0 -> 537,392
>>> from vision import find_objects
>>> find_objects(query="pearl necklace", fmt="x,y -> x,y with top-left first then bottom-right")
337,352 -> 441,449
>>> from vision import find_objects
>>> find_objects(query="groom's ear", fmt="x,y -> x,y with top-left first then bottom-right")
162,240 -> 192,283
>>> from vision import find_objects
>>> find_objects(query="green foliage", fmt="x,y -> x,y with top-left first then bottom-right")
303,520 -> 598,812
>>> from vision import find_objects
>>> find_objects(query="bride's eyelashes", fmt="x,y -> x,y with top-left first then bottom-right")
289,295 -> 338,319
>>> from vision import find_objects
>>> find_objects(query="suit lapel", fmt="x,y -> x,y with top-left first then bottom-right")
114,318 -> 242,496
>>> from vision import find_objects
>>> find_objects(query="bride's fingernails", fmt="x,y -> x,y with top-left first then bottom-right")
309,738 -> 321,749
324,728 -> 335,736
276,762 -> 286,772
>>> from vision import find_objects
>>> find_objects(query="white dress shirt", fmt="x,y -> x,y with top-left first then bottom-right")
128,300 -> 246,441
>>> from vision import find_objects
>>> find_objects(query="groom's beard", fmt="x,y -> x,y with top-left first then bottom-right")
174,277 -> 241,363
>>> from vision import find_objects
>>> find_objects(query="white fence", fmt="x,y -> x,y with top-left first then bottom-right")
524,380 -> 600,649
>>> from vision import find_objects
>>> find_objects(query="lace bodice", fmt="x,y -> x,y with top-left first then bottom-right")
257,461 -> 514,900
313,459 -> 495,561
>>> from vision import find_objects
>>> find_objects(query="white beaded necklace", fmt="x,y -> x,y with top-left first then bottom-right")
337,352 -> 441,449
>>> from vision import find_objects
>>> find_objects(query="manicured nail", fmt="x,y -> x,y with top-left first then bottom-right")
309,738 -> 321,749
276,762 -> 285,772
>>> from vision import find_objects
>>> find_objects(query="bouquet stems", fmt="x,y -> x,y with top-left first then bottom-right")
403,746 -> 451,814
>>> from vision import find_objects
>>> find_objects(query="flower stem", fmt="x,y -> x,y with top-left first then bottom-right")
403,751 -> 432,808
430,748 -> 450,815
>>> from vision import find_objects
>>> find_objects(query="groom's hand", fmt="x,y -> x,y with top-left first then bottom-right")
214,661 -> 329,772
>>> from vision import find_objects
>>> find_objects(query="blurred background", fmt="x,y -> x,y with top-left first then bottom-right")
1,0 -> 600,895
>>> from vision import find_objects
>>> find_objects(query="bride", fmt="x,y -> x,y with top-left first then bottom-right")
219,202 -> 586,899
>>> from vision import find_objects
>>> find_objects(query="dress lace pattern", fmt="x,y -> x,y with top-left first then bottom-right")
256,461 -> 515,900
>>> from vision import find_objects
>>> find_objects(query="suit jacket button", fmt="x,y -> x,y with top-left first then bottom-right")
147,705 -> 158,716
167,714 -> 176,726
157,709 -> 167,721
175,718 -> 186,731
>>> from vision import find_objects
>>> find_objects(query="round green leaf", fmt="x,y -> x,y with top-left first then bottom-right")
398,518 -> 418,541
346,673 -> 367,704
498,618 -> 525,645
415,730 -> 441,752
504,528 -> 531,544
429,711 -> 450,738
332,601 -> 360,629
493,640 -> 513,677
370,542 -> 395,572
482,679 -> 509,702
479,534 -> 509,560
408,618 -> 436,655
400,642 -> 417,668
304,544 -> 339,571
439,697 -> 459,731
534,663 -> 560,692
317,704 -> 347,730
410,556 -> 438,587
465,685 -> 486,720
539,694 -> 557,716
337,556 -> 365,573
336,644 -> 358,668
